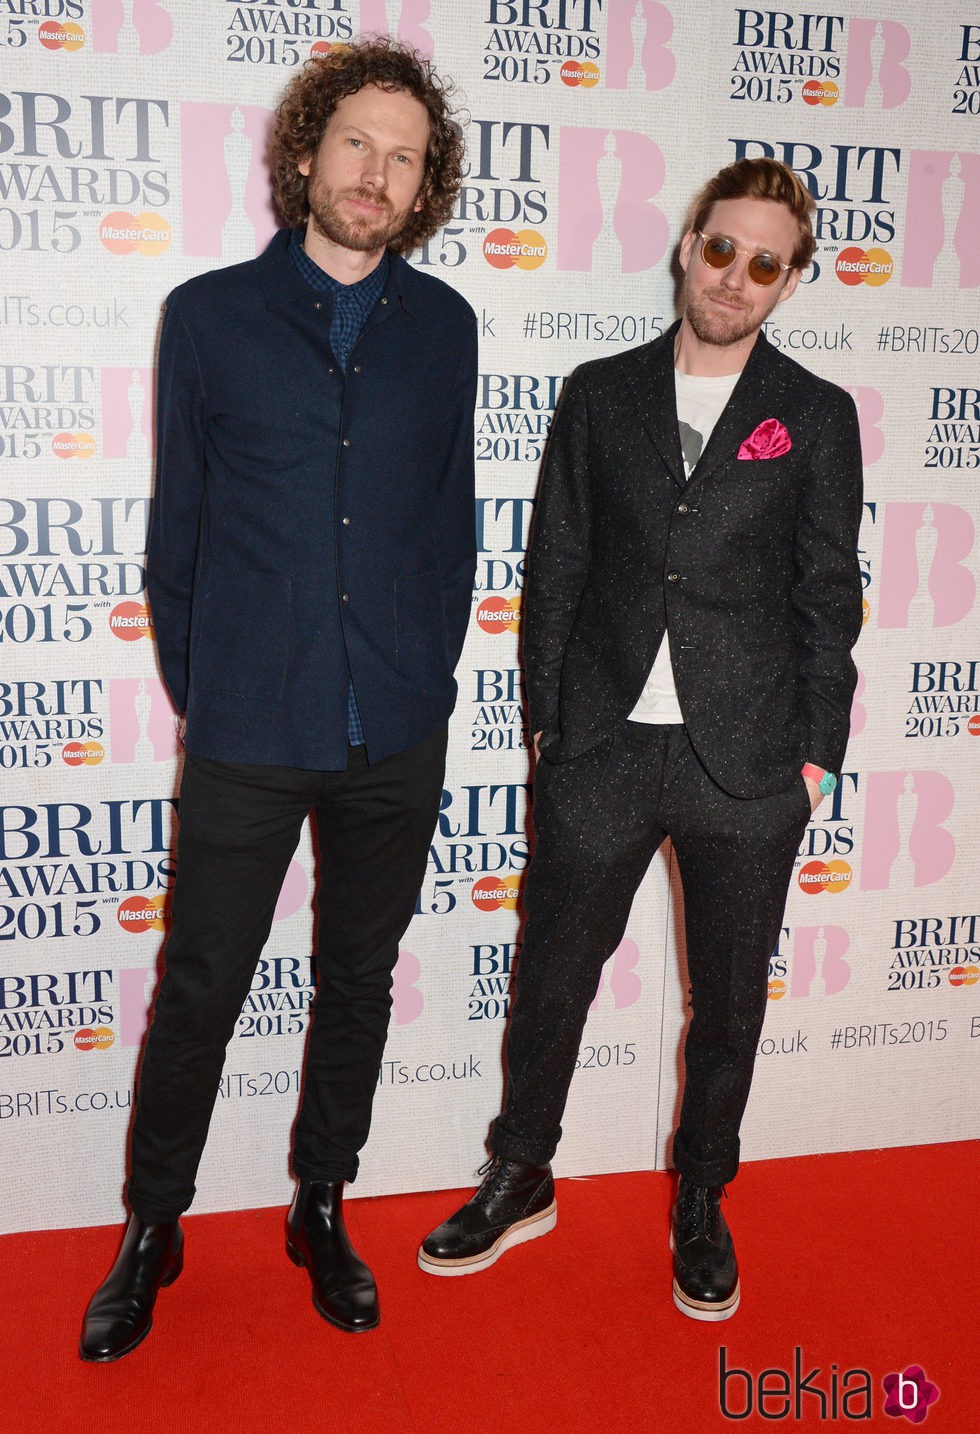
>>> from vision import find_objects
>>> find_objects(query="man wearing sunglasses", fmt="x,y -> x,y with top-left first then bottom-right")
420,158 -> 863,1322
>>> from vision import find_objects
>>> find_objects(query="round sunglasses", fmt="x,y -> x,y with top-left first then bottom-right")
696,232 -> 793,287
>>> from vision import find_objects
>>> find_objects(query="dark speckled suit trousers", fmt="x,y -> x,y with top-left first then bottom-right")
490,721 -> 813,1187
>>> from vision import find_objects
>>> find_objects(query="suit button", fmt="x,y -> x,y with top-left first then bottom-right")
667,571 -> 680,583
314,302 -> 322,310
677,502 -> 689,515
342,438 -> 351,447
342,516 -> 350,525
353,364 -> 362,373
342,592 -> 349,602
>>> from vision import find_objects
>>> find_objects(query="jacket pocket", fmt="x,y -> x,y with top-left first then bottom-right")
393,571 -> 449,687
194,565 -> 292,700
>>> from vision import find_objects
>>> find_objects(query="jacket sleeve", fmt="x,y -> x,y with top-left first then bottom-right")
146,292 -> 207,716
791,384 -> 864,775
436,304 -> 478,675
523,367 -> 593,739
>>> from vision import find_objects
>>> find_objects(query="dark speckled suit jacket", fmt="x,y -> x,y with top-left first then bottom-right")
524,320 -> 864,799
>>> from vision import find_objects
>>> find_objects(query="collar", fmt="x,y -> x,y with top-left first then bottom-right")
287,228 -> 389,310
256,229 -> 415,320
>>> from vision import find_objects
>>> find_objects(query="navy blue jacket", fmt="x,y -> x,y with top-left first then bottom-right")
147,229 -> 478,768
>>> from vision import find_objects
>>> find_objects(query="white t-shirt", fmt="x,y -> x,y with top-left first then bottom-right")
627,367 -> 740,724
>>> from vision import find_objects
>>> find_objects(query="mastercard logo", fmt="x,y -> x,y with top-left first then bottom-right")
74,1027 -> 114,1052
861,596 -> 870,626
949,964 -> 979,987
801,79 -> 839,106
767,977 -> 787,1001
52,431 -> 95,459
835,246 -> 893,287
117,895 -> 170,933
39,20 -> 85,50
109,601 -> 153,640
472,875 -> 521,912
476,597 -> 521,634
483,228 -> 548,271
100,211 -> 172,256
310,41 -> 350,57
62,741 -> 105,767
560,60 -> 600,88
798,859 -> 852,894
968,714 -> 980,736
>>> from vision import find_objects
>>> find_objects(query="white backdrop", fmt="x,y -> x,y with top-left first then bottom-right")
1,0 -> 977,1234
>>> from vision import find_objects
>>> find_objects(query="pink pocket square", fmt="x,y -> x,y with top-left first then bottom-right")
738,418 -> 792,460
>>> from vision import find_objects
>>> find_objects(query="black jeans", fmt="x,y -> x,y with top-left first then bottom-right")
490,723 -> 812,1187
127,726 -> 447,1223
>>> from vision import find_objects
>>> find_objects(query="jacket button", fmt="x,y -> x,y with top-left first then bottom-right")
353,364 -> 362,373
667,571 -> 680,583
677,502 -> 689,515
342,438 -> 351,447
342,516 -> 350,525
342,592 -> 349,602
314,302 -> 322,310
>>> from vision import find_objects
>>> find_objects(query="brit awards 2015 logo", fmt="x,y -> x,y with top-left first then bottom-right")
924,388 -> 980,473
558,125 -> 667,272
89,0 -> 173,55
179,103 -> 278,260
902,152 -> 980,289
419,781 -> 530,921
874,502 -> 975,631
730,137 -> 898,284
0,495 -> 148,649
437,119 -> 549,271
904,661 -> 980,742
889,914 -> 979,994
727,12 -> 910,109
482,0 -> 601,86
0,89 -> 171,257
0,361 -> 94,462
0,677 -> 104,772
470,668 -> 528,757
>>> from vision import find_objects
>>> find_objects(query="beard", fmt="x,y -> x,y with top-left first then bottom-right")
683,275 -> 779,348
306,180 -> 414,254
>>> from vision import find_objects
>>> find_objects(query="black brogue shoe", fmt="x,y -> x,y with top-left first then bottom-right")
79,1215 -> 183,1362
670,1179 -> 740,1321
418,1157 -> 557,1276
286,1181 -> 379,1332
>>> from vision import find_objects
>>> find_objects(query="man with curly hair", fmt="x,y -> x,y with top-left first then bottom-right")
81,38 -> 477,1361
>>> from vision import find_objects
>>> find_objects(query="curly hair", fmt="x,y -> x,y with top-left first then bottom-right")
269,36 -> 464,256
689,157 -> 817,270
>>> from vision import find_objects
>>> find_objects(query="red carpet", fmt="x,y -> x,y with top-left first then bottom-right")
1,1142 -> 972,1432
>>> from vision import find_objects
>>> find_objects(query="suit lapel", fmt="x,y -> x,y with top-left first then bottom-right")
686,331 -> 789,487
623,323 -> 687,491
